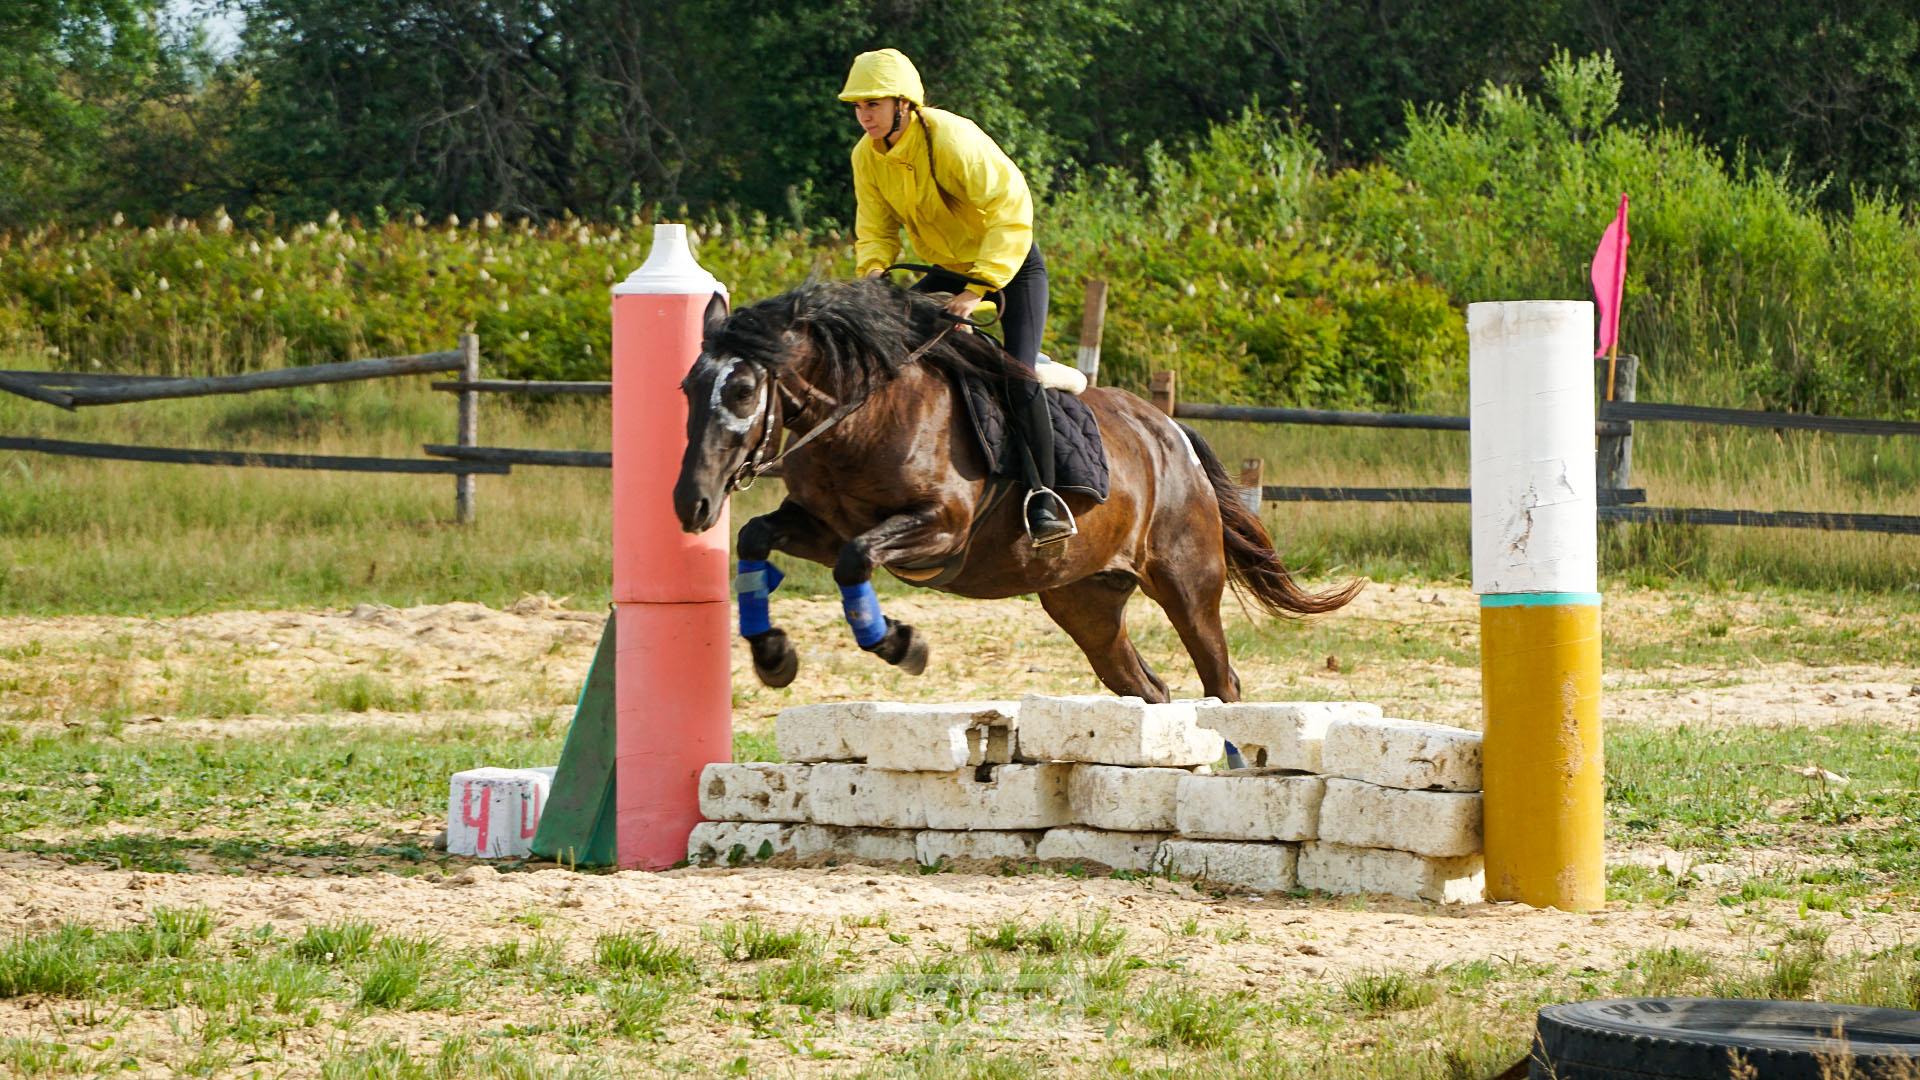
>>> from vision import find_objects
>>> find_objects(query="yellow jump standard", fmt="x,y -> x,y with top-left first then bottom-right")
1468,301 -> 1605,912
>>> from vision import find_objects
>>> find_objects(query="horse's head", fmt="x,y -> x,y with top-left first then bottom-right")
673,295 -> 790,534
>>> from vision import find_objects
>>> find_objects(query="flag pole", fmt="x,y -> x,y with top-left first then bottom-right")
1606,339 -> 1620,402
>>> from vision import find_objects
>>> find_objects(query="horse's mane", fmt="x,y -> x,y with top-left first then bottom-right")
703,279 -> 1033,398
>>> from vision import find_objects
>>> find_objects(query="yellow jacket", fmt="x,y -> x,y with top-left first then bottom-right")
851,108 -> 1033,296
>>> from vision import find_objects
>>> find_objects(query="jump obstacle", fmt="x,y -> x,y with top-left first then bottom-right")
691,696 -> 1486,903
447,228 -> 1604,914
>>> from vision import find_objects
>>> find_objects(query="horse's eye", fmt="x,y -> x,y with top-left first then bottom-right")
724,382 -> 756,409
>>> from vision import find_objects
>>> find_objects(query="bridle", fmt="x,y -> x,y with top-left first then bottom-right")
723,319 -> 960,494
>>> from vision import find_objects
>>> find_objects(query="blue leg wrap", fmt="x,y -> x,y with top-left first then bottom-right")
735,558 -> 784,638
839,581 -> 886,648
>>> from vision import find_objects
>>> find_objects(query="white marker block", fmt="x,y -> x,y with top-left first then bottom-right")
1155,839 -> 1298,892
775,701 -> 877,763
1323,717 -> 1483,792
916,830 -> 1043,865
1318,779 -> 1482,857
1193,701 -> 1381,772
1068,764 -> 1188,831
923,764 -> 1073,830
1035,827 -> 1169,872
807,764 -> 932,828
1175,772 -> 1325,841
447,766 -> 556,859
865,701 -> 1021,772
698,762 -> 811,822
1019,695 -> 1224,767
1298,842 -> 1485,904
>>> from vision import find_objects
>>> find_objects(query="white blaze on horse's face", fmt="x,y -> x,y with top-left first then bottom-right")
706,356 -> 767,437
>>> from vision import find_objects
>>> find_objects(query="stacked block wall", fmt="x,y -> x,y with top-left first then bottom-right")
692,696 -> 1486,904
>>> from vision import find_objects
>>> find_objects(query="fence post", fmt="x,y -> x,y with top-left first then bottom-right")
1596,353 -> 1637,499
1237,458 -> 1264,514
1075,279 -> 1108,386
1150,370 -> 1177,416
457,333 -> 480,524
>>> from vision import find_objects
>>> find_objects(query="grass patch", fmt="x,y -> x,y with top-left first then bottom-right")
1342,969 -> 1437,1015
595,930 -> 697,978
968,912 -> 1124,957
1135,985 -> 1256,1049
706,918 -> 819,962
293,920 -> 376,964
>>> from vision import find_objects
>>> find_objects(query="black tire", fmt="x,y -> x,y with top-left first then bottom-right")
1531,998 -> 1920,1079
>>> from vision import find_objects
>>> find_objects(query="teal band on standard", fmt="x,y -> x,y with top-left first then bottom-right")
1480,591 -> 1602,608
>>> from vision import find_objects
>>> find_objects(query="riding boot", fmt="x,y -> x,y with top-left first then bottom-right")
1009,378 -> 1074,546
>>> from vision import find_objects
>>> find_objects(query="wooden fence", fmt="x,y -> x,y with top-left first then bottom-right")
0,335 -> 494,523
1148,355 -> 1920,536
5,289 -> 1918,534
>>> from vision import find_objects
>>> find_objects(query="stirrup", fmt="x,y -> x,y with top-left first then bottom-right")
1022,487 -> 1077,548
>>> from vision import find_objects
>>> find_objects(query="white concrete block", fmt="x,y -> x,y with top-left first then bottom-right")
1068,764 -> 1188,831
923,764 -> 1073,830
800,825 -> 918,864
1155,839 -> 1297,892
1034,827 -> 1169,872
1019,695 -> 1224,767
915,830 -> 1042,865
1298,842 -> 1484,904
1175,772 -> 1325,841
1318,778 -> 1481,857
448,766 -> 555,858
686,821 -> 919,865
1192,701 -> 1381,772
1322,716 -> 1483,792
865,701 -> 1021,772
698,762 -> 811,822
775,701 -> 876,763
687,821 -> 810,865
806,764 -> 933,828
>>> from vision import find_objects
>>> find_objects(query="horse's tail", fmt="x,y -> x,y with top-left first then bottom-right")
1180,423 -> 1364,617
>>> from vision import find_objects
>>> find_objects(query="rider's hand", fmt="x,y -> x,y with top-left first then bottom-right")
865,269 -> 886,280
945,290 -> 981,328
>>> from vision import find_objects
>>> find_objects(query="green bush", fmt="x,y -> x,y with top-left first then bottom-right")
1314,51 -> 1920,415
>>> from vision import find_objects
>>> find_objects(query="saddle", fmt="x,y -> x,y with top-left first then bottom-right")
956,372 -> 1110,502
886,370 -> 1109,587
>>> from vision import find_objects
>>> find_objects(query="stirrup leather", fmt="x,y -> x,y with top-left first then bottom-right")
1022,487 -> 1077,547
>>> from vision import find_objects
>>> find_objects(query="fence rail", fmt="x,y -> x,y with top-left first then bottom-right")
0,435 -> 507,475
1152,358 -> 1920,536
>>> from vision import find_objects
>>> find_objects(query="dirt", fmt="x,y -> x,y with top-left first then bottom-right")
1,587 -> 1916,1073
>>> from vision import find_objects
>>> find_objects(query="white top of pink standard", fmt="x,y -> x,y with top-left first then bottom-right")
613,223 -> 729,298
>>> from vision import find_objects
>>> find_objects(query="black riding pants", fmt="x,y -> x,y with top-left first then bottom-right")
913,245 -> 1056,488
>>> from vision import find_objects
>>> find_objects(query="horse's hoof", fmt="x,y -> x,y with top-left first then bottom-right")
900,635 -> 929,675
748,630 -> 799,688
896,626 -> 929,676
867,621 -> 929,675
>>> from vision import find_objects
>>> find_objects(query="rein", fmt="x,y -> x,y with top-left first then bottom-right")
726,320 -> 959,492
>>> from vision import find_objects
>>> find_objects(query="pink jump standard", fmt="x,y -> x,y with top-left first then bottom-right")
610,224 -> 733,869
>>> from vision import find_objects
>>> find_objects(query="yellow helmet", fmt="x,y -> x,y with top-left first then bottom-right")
838,48 -> 925,106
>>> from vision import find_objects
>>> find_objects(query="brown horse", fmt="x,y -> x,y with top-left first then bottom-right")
672,279 -> 1359,703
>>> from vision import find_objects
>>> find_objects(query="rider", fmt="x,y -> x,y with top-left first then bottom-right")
839,48 -> 1073,546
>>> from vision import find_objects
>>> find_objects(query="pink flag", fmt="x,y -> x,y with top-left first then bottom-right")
1591,193 -> 1630,358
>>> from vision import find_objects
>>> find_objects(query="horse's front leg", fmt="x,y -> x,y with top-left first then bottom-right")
833,505 -> 967,676
738,499 -> 841,687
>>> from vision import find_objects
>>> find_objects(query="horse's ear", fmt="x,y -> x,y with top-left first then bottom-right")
703,292 -> 729,332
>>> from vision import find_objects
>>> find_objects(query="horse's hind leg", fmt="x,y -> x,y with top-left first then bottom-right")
1039,572 -> 1171,703
1140,558 -> 1241,702
834,506 -> 969,676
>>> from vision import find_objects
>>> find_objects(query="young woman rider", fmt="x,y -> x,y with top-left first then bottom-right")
839,48 -> 1072,546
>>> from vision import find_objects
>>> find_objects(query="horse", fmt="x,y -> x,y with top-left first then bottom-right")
671,278 -> 1360,704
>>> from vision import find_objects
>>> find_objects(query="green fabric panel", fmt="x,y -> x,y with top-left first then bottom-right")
530,613 -> 618,867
